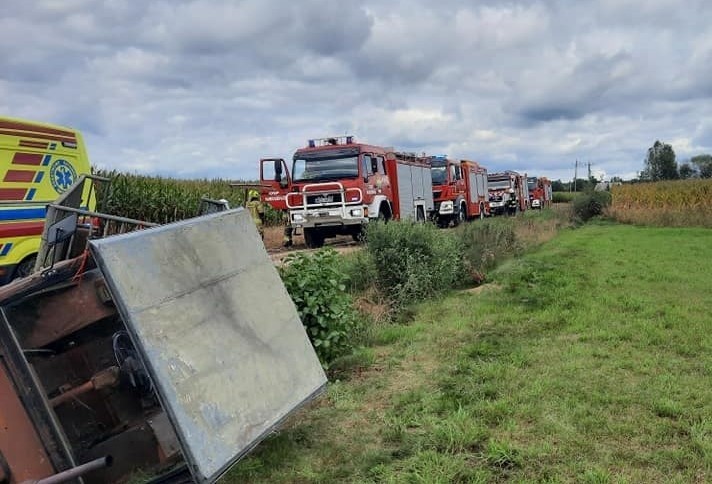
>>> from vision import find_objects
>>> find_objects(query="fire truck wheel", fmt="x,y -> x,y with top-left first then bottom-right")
454,202 -> 466,226
377,204 -> 391,223
304,228 -> 325,249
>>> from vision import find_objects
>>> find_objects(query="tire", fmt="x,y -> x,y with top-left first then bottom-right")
453,202 -> 466,226
13,255 -> 37,281
303,228 -> 324,249
377,203 -> 391,223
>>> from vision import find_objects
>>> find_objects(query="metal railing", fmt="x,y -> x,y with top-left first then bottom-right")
35,175 -> 157,272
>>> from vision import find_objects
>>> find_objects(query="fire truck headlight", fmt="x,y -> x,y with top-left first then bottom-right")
439,201 -> 454,214
350,208 -> 363,217
292,213 -> 304,222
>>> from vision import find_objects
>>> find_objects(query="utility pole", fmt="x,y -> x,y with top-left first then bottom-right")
573,159 -> 579,192
587,162 -> 592,181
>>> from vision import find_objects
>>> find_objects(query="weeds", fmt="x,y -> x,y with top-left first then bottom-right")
279,249 -> 358,365
363,221 -> 464,309
458,218 -> 520,276
573,191 -> 612,222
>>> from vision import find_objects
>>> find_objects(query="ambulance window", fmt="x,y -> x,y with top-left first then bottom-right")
376,156 -> 386,175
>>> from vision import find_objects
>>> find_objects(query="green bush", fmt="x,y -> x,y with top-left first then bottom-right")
552,192 -> 578,203
279,249 -> 357,365
573,191 -> 612,222
365,222 -> 463,308
458,218 -> 520,277
340,250 -> 379,293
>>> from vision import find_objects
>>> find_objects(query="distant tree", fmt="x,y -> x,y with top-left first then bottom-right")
691,154 -> 712,178
678,162 -> 696,179
610,176 -> 624,183
572,178 -> 591,192
551,179 -> 565,191
642,140 -> 678,181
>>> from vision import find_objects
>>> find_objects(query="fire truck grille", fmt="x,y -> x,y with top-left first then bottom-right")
306,193 -> 342,205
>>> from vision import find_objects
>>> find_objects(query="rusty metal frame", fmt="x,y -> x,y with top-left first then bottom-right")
0,309 -> 76,476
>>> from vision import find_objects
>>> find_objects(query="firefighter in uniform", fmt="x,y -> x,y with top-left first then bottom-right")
506,188 -> 518,216
283,223 -> 293,247
245,189 -> 265,239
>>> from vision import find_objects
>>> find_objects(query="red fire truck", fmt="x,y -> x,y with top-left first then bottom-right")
430,156 -> 489,226
527,176 -> 552,209
487,171 -> 528,216
259,136 -> 434,248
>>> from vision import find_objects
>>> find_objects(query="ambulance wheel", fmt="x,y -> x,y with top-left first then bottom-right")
304,228 -> 324,249
14,255 -> 37,281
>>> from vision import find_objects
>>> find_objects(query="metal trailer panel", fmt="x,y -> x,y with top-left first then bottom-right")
89,209 -> 327,483
396,162 -> 415,220
477,173 -> 487,199
418,164 -> 435,211
468,171 -> 478,204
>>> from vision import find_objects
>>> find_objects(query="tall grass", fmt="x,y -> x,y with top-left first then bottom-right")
552,191 -> 579,203
610,179 -> 712,227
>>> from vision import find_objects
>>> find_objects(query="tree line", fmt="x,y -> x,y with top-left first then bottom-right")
640,140 -> 712,181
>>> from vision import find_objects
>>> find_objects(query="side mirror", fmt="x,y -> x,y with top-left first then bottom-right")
371,159 -> 378,174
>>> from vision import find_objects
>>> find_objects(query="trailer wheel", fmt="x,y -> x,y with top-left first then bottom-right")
304,228 -> 325,249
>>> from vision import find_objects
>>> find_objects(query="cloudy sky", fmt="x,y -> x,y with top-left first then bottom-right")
2,0 -> 712,181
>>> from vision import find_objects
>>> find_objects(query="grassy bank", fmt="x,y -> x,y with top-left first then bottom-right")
227,223 -> 712,483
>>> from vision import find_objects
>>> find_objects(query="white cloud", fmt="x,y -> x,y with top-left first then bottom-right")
1,0 -> 712,182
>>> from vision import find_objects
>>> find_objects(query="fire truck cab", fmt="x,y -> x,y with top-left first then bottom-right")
527,176 -> 552,209
430,157 -> 489,226
488,171 -> 528,216
260,136 -> 433,248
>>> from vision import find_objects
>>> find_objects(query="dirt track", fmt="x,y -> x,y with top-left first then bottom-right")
263,225 -> 361,263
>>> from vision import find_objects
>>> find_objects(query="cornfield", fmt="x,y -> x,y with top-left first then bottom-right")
610,179 -> 712,227
92,169 -> 283,225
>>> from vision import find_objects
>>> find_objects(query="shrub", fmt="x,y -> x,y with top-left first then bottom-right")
365,221 -> 463,309
279,249 -> 357,365
573,191 -> 612,222
459,218 -> 520,277
552,191 -> 578,203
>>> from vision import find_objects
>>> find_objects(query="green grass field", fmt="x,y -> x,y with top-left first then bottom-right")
227,223 -> 712,483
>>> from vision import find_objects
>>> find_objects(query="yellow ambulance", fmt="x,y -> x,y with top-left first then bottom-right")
0,116 -> 93,284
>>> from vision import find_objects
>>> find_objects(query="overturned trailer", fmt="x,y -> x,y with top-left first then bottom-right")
0,177 -> 327,483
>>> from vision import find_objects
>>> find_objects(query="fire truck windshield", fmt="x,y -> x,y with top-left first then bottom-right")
430,165 -> 447,185
488,180 -> 511,189
292,155 -> 359,182
527,177 -> 537,191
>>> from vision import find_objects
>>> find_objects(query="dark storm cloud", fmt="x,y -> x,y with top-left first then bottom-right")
2,0 -> 712,181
